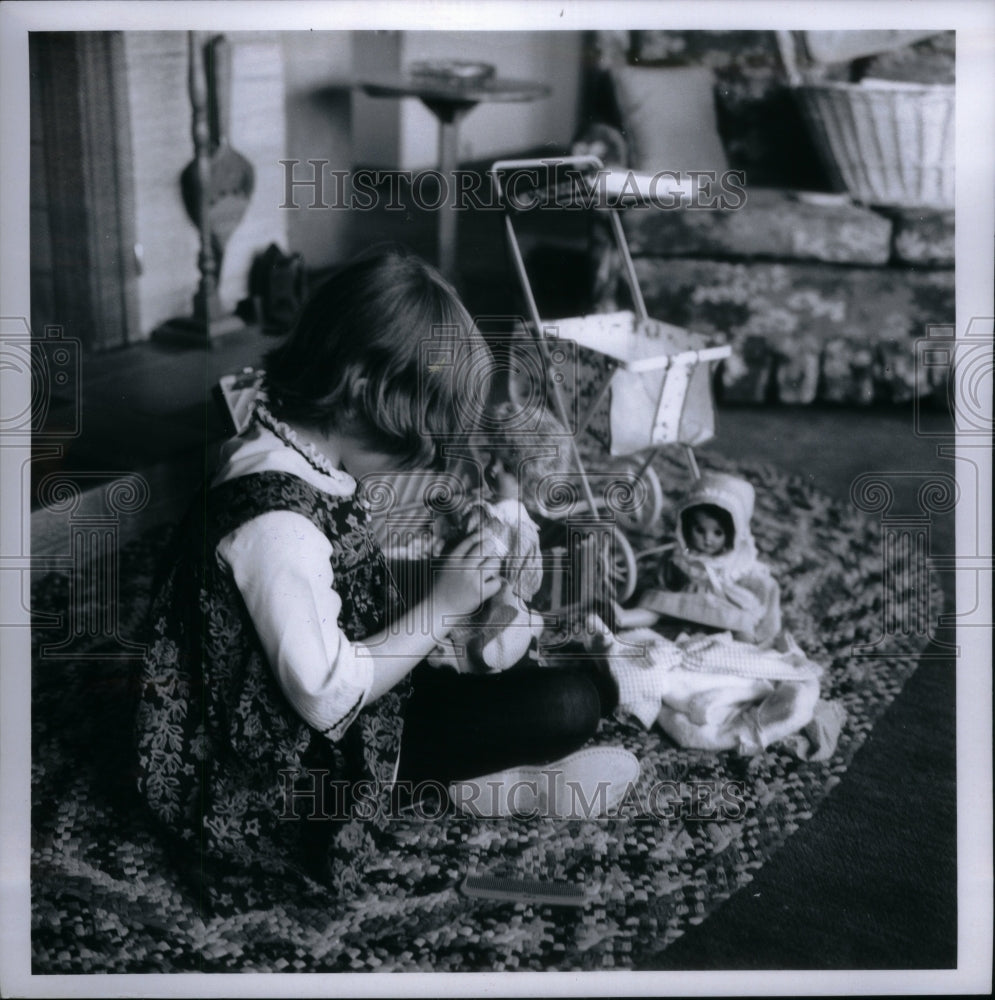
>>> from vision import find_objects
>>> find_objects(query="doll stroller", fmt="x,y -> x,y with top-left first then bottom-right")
489,156 -> 731,605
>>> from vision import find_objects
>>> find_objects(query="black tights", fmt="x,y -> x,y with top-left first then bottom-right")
397,659 -> 619,784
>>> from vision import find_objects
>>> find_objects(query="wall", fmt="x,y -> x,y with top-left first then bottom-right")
280,32 -> 354,270
35,29 -> 582,335
29,41 -> 55,339
352,31 -> 583,169
122,32 -> 288,337
350,33 -> 405,172
280,29 -> 584,269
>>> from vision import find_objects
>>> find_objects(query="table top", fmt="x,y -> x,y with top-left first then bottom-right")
361,75 -> 550,106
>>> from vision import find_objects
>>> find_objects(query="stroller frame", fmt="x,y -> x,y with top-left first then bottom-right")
489,156 -> 731,597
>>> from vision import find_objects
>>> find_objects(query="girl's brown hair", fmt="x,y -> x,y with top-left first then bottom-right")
264,246 -> 490,470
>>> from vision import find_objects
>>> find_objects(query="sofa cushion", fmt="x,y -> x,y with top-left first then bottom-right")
610,64 -> 729,173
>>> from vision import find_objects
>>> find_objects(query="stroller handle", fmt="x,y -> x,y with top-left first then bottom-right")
489,155 -> 649,324
489,154 -> 607,200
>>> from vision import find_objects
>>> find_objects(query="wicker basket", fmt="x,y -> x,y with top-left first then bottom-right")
794,81 -> 954,209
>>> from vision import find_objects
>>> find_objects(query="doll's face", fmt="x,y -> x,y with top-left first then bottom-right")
687,510 -> 728,556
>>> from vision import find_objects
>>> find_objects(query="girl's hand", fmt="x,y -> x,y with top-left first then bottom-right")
432,531 -> 503,619
358,532 -> 503,703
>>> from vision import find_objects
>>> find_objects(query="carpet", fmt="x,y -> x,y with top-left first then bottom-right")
30,451 -> 942,973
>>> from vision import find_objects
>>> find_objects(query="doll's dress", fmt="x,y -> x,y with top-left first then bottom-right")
644,549 -> 782,645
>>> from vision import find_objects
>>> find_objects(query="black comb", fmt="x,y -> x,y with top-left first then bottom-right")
461,874 -> 587,907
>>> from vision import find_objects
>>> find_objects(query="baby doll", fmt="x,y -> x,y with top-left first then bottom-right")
587,473 -> 840,757
428,403 -> 572,673
638,471 -> 782,646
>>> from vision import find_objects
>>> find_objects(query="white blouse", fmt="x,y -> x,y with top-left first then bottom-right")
211,421 -> 375,740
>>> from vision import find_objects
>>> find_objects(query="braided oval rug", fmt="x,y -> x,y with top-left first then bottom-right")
30,452 -> 941,973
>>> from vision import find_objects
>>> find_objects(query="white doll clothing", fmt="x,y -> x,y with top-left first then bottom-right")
654,630 -> 822,755
457,494 -> 544,599
606,626 -> 832,757
602,628 -> 685,727
427,492 -> 545,673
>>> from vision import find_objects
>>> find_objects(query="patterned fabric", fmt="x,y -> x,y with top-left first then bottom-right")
31,451 -> 944,970
133,470 -> 407,893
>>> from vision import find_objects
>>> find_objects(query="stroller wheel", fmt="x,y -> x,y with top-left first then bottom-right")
607,526 -> 638,603
612,460 -> 665,536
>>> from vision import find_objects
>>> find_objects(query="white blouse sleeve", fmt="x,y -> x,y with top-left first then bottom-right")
216,510 -> 374,741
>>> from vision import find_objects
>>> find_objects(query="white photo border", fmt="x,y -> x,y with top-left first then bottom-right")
1,1 -> 991,996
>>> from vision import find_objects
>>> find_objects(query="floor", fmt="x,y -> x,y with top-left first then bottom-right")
30,180 -> 959,968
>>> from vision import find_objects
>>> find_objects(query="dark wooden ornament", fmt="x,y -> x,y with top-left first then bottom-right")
155,32 -> 253,346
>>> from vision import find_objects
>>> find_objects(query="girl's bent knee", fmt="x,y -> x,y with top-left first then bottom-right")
543,675 -> 601,751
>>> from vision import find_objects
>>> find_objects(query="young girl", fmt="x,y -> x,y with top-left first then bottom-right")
134,248 -> 633,891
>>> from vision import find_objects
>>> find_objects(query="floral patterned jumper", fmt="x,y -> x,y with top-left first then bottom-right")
134,463 -> 408,877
